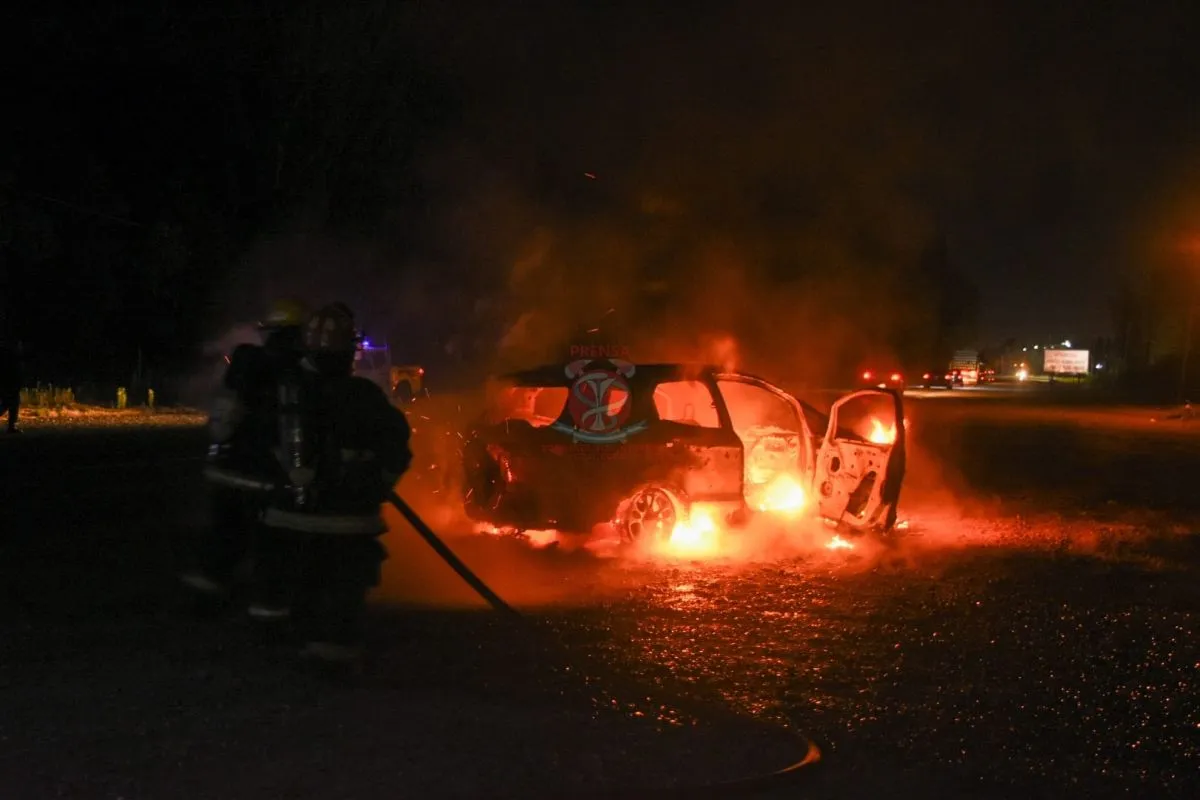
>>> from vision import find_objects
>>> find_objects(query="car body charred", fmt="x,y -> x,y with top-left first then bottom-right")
461,362 -> 906,543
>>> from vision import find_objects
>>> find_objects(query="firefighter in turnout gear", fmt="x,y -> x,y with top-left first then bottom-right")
179,299 -> 310,603
251,303 -> 412,668
0,340 -> 22,434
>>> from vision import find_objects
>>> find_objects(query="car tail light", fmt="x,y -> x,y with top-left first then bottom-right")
418,367 -> 425,375
923,373 -> 931,380
862,371 -> 873,380
944,374 -> 951,380
890,373 -> 902,382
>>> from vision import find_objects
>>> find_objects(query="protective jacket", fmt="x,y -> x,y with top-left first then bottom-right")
262,366 -> 412,535
205,329 -> 303,492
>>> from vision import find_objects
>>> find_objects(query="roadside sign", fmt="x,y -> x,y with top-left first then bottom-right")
1043,349 -> 1089,375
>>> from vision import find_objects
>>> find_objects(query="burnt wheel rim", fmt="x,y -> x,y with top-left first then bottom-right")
623,487 -> 678,541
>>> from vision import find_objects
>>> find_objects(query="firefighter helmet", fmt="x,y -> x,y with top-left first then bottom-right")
259,299 -> 310,330
304,303 -> 359,353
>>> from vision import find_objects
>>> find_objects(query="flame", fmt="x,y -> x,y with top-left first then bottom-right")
867,417 -> 897,444
524,529 -> 560,548
756,473 -> 808,515
825,534 -> 854,550
475,524 -> 560,548
661,506 -> 722,558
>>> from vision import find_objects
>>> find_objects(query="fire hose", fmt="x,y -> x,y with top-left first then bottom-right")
386,490 -> 823,798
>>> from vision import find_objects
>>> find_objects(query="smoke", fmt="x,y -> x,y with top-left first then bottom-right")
207,2 -> 1200,378
393,2 -> 1033,376
174,322 -> 264,408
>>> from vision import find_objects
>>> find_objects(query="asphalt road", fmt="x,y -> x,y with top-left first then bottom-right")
1,398 -> 1198,799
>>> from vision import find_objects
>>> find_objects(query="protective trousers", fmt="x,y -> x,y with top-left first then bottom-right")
198,484 -> 267,586
253,528 -> 386,648
0,392 -> 18,431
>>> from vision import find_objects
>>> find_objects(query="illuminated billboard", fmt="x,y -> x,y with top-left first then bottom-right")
1043,349 -> 1089,375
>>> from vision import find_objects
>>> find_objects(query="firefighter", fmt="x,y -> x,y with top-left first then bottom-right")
252,303 -> 412,670
178,299 -> 310,606
0,339 -> 22,434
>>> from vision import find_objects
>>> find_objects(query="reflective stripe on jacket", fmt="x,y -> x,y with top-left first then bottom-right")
204,464 -> 275,492
261,506 -> 385,535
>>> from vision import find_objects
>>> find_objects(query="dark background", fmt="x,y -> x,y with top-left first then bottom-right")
3,2 -> 1199,394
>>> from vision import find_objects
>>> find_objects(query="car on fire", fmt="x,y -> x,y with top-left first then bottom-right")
461,363 -> 905,543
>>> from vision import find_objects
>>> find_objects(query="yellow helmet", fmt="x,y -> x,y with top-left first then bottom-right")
259,299 -> 310,330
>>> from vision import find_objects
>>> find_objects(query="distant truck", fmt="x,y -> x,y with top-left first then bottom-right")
948,349 -> 982,385
354,338 -> 425,403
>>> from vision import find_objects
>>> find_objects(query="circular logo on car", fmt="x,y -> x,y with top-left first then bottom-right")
566,367 -> 632,435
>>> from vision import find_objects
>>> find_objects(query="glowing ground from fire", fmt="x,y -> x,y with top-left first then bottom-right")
2,397 -> 1198,797
375,395 -> 1200,797
376,494 -> 1200,797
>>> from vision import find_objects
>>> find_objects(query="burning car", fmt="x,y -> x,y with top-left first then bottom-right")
461,362 -> 905,544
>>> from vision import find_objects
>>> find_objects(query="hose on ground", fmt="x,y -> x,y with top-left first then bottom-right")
386,491 -> 823,798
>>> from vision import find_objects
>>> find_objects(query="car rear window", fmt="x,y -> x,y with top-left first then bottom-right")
653,380 -> 721,428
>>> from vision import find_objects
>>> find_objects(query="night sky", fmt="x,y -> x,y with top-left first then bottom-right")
3,2 -> 1199,384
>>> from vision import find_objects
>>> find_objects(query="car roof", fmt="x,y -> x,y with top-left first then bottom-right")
500,363 -> 718,387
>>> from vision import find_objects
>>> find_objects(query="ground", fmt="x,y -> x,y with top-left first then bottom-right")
0,390 -> 1197,798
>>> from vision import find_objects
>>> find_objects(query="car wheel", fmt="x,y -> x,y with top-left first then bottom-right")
617,484 -> 682,543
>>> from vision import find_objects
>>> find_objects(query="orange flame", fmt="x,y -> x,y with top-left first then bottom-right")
825,534 -> 854,550
867,417 -> 897,444
475,524 -> 560,548
661,507 -> 722,558
756,473 -> 808,515
524,529 -> 560,548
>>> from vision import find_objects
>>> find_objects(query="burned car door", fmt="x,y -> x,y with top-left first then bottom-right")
714,373 -> 814,512
812,389 -> 906,532
645,377 -> 744,506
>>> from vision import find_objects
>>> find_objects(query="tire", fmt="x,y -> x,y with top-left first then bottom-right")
615,483 -> 686,544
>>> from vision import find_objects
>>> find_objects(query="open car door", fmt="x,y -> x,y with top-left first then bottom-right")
714,373 -> 815,513
812,389 -> 906,533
